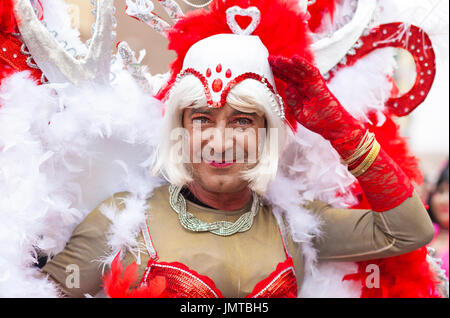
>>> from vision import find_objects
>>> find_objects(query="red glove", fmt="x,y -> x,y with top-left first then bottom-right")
269,55 -> 414,211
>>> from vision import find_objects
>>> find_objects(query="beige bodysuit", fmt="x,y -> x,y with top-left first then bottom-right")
41,183 -> 434,297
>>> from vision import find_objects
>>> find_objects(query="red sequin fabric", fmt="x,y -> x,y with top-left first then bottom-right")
138,257 -> 297,298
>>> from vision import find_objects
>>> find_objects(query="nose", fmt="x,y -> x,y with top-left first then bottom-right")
205,121 -> 234,159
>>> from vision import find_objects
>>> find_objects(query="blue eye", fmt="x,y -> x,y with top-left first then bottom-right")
236,118 -> 252,125
193,116 -> 210,124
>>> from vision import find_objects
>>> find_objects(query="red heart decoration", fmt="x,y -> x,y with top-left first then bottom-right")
226,6 -> 261,36
235,15 -> 253,31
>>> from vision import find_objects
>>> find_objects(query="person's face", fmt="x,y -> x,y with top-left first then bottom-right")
182,104 -> 266,193
431,181 -> 449,229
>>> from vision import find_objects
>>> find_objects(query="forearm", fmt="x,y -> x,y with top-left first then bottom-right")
38,270 -> 71,298
40,193 -> 125,298
310,191 -> 434,262
314,135 -> 434,261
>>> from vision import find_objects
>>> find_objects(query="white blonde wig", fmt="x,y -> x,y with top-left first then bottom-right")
152,75 -> 292,195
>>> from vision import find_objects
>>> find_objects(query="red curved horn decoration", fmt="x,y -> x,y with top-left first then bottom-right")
327,22 -> 436,117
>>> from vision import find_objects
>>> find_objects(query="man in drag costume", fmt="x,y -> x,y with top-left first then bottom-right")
0,0 -> 448,298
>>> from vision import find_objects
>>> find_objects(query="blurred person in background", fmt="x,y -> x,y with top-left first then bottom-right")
428,161 -> 449,278
414,177 -> 433,207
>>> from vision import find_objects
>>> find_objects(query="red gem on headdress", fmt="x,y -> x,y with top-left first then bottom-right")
225,69 -> 232,78
212,79 -> 223,92
216,64 -> 222,73
206,68 -> 211,77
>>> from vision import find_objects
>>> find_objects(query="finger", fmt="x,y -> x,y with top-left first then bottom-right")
269,55 -> 308,86
269,55 -> 294,82
291,55 -> 322,78
284,84 -> 303,109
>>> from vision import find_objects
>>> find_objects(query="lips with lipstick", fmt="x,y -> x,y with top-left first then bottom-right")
205,159 -> 237,168
194,146 -> 250,167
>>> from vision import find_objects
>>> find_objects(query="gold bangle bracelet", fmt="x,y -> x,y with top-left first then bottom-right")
344,131 -> 375,166
350,140 -> 381,177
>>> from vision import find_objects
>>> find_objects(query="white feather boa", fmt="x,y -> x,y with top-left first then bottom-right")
0,0 -> 165,293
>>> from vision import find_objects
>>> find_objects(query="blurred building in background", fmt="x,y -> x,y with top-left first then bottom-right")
394,46 -> 449,182
66,0 -> 449,182
65,0 -> 203,75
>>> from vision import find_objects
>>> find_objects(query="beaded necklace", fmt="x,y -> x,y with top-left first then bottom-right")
169,184 -> 261,237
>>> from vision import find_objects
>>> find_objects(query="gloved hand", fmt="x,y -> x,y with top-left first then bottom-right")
269,55 -> 414,211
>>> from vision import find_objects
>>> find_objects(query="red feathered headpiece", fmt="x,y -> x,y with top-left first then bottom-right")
0,0 -> 17,34
0,0 -> 44,33
307,0 -> 337,32
151,0 -> 314,131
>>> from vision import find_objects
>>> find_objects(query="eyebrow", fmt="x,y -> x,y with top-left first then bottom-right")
229,109 -> 257,117
188,107 -> 258,117
188,108 -> 215,116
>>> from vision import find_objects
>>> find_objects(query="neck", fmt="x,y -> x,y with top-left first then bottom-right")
187,183 -> 252,211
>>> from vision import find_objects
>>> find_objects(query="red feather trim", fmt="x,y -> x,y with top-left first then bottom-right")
351,112 -> 424,212
307,0 -> 337,32
1,0 -> 44,87
0,0 -> 17,34
344,247 -> 440,298
345,112 -> 440,297
0,0 -> 44,34
103,253 -> 169,298
368,112 -> 424,185
0,63 -> 14,85
155,0 -> 314,132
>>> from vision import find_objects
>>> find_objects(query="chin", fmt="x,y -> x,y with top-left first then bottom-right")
190,163 -> 250,193
203,178 -> 246,193
197,173 -> 247,193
